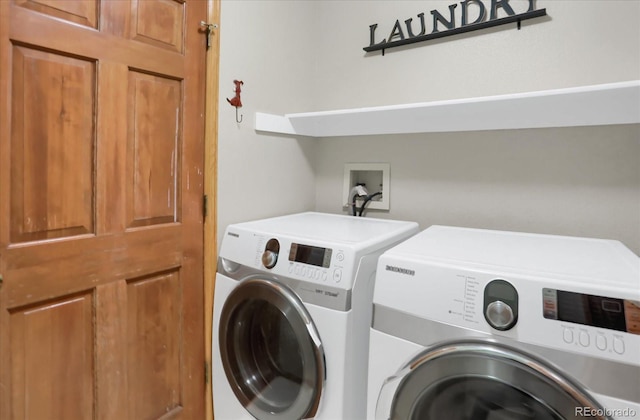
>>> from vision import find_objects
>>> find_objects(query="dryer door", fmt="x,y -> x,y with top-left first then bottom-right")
377,340 -> 612,420
218,277 -> 325,420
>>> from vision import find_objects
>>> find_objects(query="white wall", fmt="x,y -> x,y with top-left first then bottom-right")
216,0 -> 319,241
217,0 -> 640,254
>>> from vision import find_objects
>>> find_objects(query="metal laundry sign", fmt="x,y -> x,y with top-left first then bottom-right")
364,0 -> 547,54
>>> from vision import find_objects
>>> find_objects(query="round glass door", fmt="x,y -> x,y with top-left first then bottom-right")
377,340 -> 611,420
219,277 -> 325,420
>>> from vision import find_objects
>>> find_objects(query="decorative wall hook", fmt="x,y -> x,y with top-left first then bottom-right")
227,80 -> 244,123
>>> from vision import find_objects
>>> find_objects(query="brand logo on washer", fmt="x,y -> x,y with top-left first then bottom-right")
385,265 -> 415,276
227,231 -> 240,238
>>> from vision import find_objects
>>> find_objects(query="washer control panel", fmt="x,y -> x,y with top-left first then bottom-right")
289,243 -> 332,268
287,243 -> 345,284
252,236 -> 351,287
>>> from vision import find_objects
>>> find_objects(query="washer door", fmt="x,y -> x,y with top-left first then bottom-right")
219,277 -> 325,420
377,340 -> 612,420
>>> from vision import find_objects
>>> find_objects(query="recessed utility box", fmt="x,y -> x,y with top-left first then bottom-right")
343,163 -> 390,212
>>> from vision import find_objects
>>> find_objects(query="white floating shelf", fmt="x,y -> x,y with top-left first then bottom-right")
255,80 -> 640,138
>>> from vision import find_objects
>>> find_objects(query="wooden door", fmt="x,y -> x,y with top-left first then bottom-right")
0,0 -> 208,419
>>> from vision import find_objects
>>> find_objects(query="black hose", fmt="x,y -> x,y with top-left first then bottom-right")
351,194 -> 359,216
358,192 -> 382,217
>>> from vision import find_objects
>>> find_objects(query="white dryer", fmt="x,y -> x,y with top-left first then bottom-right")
213,212 -> 418,419
368,226 -> 640,420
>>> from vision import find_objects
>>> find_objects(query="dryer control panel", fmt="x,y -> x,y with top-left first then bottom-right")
542,288 -> 640,356
374,225 -> 640,366
542,288 -> 640,335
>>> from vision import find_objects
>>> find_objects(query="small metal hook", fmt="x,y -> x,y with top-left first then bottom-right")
235,107 -> 243,124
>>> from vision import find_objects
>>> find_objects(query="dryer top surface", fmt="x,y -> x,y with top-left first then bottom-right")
381,225 -> 639,290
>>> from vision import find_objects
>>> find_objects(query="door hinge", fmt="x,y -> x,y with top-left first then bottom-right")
200,21 -> 218,50
205,361 -> 210,385
203,194 -> 208,218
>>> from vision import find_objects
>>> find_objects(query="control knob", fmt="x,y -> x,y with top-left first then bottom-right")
483,279 -> 518,331
262,238 -> 280,269
261,250 -> 278,269
485,300 -> 516,330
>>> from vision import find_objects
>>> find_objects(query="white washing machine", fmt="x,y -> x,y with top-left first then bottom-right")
368,225 -> 640,420
213,212 -> 419,419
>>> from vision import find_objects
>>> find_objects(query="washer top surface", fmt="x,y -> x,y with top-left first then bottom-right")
227,212 -> 418,250
382,225 -> 639,289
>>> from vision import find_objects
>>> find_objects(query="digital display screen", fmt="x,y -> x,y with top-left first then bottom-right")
289,243 -> 331,268
543,288 -> 640,335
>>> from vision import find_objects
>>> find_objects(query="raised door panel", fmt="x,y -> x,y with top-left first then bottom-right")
9,292 -> 94,419
10,45 -> 96,243
127,71 -> 182,228
127,270 -> 182,419
13,0 -> 98,28
131,0 -> 185,53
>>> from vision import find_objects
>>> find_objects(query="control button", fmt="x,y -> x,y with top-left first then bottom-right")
336,252 -> 344,262
542,299 -> 557,319
562,327 -> 574,344
612,336 -> 625,355
308,269 -> 315,278
322,271 -> 328,281
595,334 -> 607,351
301,266 -> 307,276
578,330 -> 590,347
295,265 -> 301,275
485,300 -> 515,330
333,269 -> 342,283
288,264 -> 294,274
